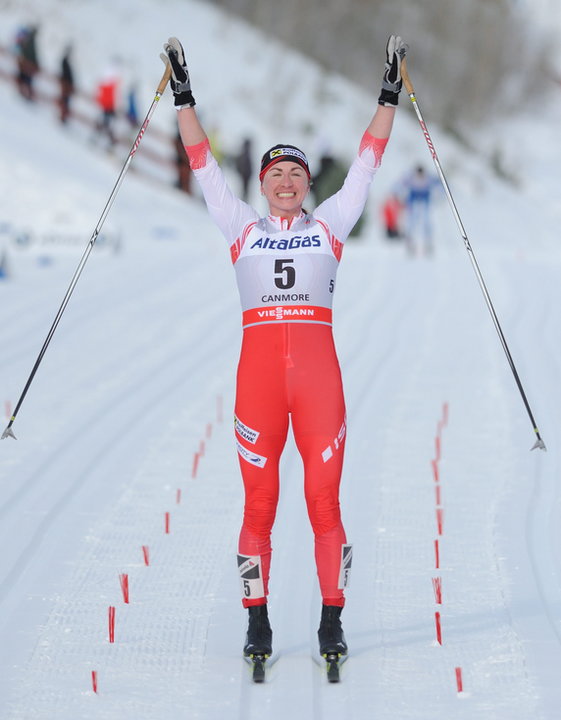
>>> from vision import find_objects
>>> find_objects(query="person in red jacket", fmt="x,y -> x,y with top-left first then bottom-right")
162,34 -> 407,665
95,62 -> 120,147
381,192 -> 405,239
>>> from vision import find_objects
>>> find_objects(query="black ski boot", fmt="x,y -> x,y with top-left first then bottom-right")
243,604 -> 273,657
318,605 -> 348,656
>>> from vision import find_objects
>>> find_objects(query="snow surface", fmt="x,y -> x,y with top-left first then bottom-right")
1,1 -> 561,718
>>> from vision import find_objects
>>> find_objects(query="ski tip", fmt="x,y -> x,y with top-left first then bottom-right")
531,437 -> 546,452
323,652 -> 343,683
245,653 -> 268,683
1,425 -> 17,440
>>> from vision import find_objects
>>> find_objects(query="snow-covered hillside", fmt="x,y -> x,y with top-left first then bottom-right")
1,1 -> 561,718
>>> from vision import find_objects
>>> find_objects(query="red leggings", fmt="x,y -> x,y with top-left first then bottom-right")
235,322 -> 348,608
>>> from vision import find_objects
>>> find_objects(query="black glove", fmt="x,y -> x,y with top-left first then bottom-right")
161,37 -> 196,108
378,35 -> 408,107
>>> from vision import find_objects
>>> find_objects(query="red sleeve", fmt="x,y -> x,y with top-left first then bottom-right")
184,138 -> 211,170
359,131 -> 389,169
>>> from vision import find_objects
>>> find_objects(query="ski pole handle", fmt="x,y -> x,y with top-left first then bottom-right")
156,63 -> 172,95
401,57 -> 415,96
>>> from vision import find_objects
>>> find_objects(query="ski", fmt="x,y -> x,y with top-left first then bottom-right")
323,652 -> 345,683
245,653 -> 269,683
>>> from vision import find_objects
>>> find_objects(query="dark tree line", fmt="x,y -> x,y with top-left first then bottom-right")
205,0 -> 552,130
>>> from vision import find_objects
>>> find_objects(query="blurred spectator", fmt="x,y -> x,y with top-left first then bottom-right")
0,250 -> 8,280
381,192 -> 404,240
58,44 -> 75,124
313,150 -> 365,237
126,84 -> 139,128
312,150 -> 337,207
174,129 -> 192,193
234,137 -> 253,201
399,164 -> 441,256
14,24 -> 40,101
94,60 -> 121,148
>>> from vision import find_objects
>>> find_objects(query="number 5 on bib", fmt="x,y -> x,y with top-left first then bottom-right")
237,554 -> 265,599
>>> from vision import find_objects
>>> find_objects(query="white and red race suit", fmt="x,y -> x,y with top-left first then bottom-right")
186,131 -> 388,607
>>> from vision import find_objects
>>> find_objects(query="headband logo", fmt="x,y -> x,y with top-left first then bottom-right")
268,147 -> 308,165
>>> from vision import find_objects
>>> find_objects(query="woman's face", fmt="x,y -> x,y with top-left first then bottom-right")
261,161 -> 310,219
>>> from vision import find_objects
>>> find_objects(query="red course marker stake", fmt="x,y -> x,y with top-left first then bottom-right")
91,670 -> 98,693
434,611 -> 442,645
432,576 -> 442,605
108,606 -> 115,643
431,459 -> 439,483
455,666 -> 464,693
119,573 -> 129,604
191,452 -> 200,479
142,545 -> 150,566
436,508 -> 444,536
434,539 -> 440,569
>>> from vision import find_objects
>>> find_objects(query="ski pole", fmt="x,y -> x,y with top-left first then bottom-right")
400,57 -> 545,451
2,63 -> 172,440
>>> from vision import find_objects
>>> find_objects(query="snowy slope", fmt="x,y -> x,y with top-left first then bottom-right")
1,1 -> 561,718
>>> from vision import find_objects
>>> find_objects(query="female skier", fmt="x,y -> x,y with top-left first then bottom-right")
162,35 -> 407,664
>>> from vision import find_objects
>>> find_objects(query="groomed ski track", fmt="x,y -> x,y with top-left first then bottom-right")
2,205 -> 561,718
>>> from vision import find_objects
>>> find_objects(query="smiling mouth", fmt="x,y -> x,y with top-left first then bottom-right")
277,192 -> 296,198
